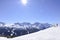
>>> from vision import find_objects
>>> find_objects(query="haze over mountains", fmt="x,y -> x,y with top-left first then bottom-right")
0,22 -> 52,28
0,23 -> 59,40
0,22 -> 55,38
11,25 -> 60,40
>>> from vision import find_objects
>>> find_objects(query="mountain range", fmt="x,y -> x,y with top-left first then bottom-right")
0,22 -> 53,38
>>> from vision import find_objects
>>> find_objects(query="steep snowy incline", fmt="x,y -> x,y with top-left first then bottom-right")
0,25 -> 60,40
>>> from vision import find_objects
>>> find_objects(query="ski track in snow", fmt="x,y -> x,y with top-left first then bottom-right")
0,25 -> 60,40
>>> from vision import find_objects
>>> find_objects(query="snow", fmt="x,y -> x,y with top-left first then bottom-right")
0,25 -> 60,40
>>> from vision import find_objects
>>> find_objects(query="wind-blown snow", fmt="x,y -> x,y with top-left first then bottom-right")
0,25 -> 60,40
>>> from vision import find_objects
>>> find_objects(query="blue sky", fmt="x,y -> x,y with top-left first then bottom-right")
0,0 -> 60,24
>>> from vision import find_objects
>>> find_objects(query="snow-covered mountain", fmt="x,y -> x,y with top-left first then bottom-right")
0,24 -> 60,40
0,22 -> 53,38
12,25 -> 60,40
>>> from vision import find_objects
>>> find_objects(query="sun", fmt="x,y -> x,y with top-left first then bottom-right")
21,0 -> 27,5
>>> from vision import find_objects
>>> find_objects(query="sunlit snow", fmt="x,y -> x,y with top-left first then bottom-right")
0,24 -> 60,40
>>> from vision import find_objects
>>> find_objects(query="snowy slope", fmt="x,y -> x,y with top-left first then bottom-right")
0,25 -> 60,40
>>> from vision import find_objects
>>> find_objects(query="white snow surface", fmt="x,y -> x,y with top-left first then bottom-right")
0,25 -> 60,40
